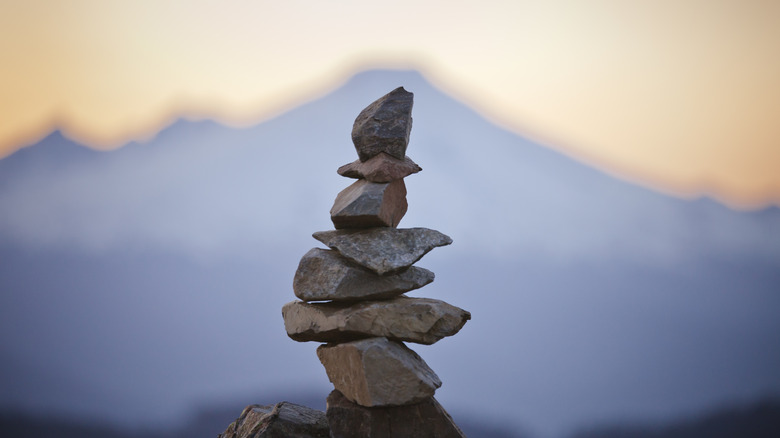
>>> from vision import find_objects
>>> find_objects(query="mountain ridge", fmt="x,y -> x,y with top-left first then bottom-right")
1,70 -> 778,265
3,69 -> 777,212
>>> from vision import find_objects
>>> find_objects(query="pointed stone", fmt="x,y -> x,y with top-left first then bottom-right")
218,402 -> 329,438
337,153 -> 422,183
330,179 -> 407,229
312,227 -> 453,275
326,390 -> 466,438
282,296 -> 470,345
317,337 -> 441,407
294,248 -> 434,302
352,87 -> 414,162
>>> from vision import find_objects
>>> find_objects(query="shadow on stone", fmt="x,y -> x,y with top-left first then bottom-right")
326,389 -> 466,438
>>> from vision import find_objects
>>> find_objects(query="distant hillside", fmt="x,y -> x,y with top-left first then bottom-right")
2,398 -> 778,438
0,412 -> 163,438
569,398 -> 780,438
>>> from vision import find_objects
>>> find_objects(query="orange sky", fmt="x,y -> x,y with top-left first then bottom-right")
1,0 -> 779,208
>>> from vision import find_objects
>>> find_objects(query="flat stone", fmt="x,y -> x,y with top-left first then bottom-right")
337,153 -> 422,183
312,228 -> 453,275
294,248 -> 434,302
352,87 -> 414,162
282,296 -> 470,345
317,337 -> 441,407
326,390 -> 466,438
330,179 -> 407,229
218,402 -> 329,438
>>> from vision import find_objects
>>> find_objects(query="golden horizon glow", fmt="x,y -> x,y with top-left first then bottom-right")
2,0 -> 779,209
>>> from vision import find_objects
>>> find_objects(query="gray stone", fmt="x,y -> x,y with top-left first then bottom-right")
337,153 -> 422,183
312,227 -> 453,275
293,248 -> 434,302
282,296 -> 470,345
317,337 -> 441,407
352,87 -> 414,162
326,389 -> 466,438
330,179 -> 407,229
218,402 -> 329,438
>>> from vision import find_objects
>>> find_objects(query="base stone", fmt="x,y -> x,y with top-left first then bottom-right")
326,389 -> 466,438
317,337 -> 441,407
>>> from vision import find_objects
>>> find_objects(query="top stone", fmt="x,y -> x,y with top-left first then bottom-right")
352,87 -> 413,162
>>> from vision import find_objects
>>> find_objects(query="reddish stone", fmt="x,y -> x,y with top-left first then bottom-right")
337,153 -> 422,183
330,179 -> 407,229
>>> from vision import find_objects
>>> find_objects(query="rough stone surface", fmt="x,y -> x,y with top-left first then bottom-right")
337,153 -> 422,183
317,337 -> 441,407
312,227 -> 453,275
218,402 -> 329,438
293,248 -> 434,302
330,179 -> 407,229
282,296 -> 470,345
352,87 -> 414,162
326,390 -> 466,438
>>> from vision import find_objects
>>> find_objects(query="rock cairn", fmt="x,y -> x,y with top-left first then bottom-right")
281,87 -> 471,437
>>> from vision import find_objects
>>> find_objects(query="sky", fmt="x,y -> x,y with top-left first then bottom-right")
2,4 -> 780,436
1,0 -> 779,208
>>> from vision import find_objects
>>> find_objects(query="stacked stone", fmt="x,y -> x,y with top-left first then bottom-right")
281,87 -> 471,437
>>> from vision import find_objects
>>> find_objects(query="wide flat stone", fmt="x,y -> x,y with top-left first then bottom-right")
317,337 -> 441,407
352,87 -> 414,162
294,248 -> 434,302
326,389 -> 466,438
218,402 -> 329,438
337,153 -> 422,183
282,296 -> 470,345
312,227 -> 453,275
330,179 -> 407,229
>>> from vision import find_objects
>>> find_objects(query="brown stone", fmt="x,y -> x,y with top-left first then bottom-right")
317,337 -> 441,407
326,389 -> 466,438
293,248 -> 434,302
330,179 -> 407,229
337,153 -> 422,183
282,296 -> 471,345
312,227 -> 452,275
218,402 -> 329,438
352,87 -> 414,162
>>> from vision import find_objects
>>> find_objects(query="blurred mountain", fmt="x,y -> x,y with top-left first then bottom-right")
0,69 -> 779,438
568,398 -> 780,438
3,70 -> 778,260
2,396 -> 777,438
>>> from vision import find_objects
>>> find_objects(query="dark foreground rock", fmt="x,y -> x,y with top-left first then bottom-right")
218,402 -> 329,438
327,389 -> 466,438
